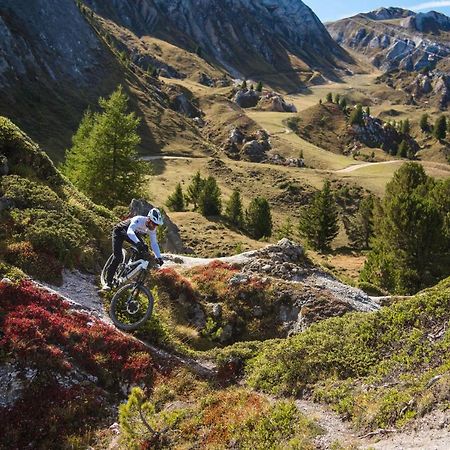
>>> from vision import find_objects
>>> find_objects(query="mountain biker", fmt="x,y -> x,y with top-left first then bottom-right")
102,208 -> 165,291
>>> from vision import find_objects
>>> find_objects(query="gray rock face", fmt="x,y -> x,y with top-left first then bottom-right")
0,0 -> 104,87
86,0 -> 351,78
233,89 -> 260,108
327,8 -> 450,73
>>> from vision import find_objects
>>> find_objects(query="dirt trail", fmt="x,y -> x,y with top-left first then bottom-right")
40,269 -> 216,379
296,399 -> 450,449
40,261 -> 450,450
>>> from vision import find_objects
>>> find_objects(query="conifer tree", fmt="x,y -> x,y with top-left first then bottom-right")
326,92 -> 333,103
256,81 -> 263,92
433,115 -> 447,140
399,140 -> 408,158
365,106 -> 371,117
345,194 -> 375,249
63,86 -> 145,208
298,179 -> 339,251
198,176 -> 222,216
166,183 -> 185,212
349,104 -> 364,126
339,97 -> 347,110
361,163 -> 446,294
245,197 -> 272,239
241,80 -> 247,90
401,118 -> 411,135
420,113 -> 430,133
334,93 -> 341,104
276,217 -> 294,240
225,189 -> 244,227
185,171 -> 204,210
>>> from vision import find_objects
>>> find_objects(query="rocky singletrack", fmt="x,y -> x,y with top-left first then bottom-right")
38,241 -> 450,449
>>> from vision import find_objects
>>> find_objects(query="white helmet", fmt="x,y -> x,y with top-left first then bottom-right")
148,207 -> 164,225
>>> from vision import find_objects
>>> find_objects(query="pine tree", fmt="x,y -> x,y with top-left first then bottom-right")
399,140 -> 409,158
420,113 -> 430,133
276,217 -> 294,240
334,93 -> 341,104
241,80 -> 247,90
256,81 -> 263,92
225,189 -> 244,227
63,86 -> 145,208
185,171 -> 204,210
365,106 -> 371,117
245,197 -> 272,239
339,97 -> 347,110
433,115 -> 447,140
401,118 -> 411,135
349,104 -> 364,126
198,176 -> 222,216
345,194 -> 375,249
360,163 -> 445,294
166,183 -> 185,212
326,92 -> 333,103
298,179 -> 339,251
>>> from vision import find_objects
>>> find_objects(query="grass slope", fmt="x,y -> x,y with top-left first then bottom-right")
0,117 -> 115,283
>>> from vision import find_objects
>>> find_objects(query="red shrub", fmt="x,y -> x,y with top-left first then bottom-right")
0,382 -> 105,450
154,268 -> 198,302
0,280 -> 156,387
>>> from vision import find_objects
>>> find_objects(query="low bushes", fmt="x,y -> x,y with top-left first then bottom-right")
0,280 -> 161,448
244,276 -> 450,430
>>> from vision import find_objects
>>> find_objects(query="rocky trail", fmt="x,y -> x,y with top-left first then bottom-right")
38,241 -> 450,450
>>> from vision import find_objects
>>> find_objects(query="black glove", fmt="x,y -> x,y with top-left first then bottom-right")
136,242 -> 148,254
157,257 -> 164,266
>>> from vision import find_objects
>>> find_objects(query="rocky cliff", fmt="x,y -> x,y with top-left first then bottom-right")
84,0 -> 355,84
327,7 -> 450,72
0,0 -> 203,160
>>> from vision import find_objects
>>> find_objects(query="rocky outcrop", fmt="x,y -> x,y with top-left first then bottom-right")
377,69 -> 450,109
233,89 -> 261,108
163,239 -> 380,342
85,0 -> 352,81
327,8 -> 450,72
350,113 -> 419,155
223,127 -> 271,162
257,93 -> 297,112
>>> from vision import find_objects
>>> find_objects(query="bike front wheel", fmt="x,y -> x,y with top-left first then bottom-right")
109,283 -> 154,331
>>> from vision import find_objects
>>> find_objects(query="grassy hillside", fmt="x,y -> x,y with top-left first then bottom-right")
0,117 -> 115,283
238,276 -> 450,432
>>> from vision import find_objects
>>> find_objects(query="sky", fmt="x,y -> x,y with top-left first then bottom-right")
304,0 -> 450,22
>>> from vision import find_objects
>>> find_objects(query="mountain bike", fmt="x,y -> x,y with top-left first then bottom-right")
101,247 -> 158,331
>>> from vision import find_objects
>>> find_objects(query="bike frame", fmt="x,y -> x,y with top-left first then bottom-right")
116,258 -> 149,285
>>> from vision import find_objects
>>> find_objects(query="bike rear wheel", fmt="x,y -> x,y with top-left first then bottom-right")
109,283 -> 154,330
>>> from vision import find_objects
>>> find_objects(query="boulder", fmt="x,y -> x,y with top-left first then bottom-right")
198,72 -> 214,87
233,89 -> 260,108
240,140 -> 267,162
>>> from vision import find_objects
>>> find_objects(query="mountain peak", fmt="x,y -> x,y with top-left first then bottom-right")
362,7 -> 415,21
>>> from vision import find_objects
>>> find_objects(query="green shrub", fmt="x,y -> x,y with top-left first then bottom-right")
243,277 -> 450,430
4,241 -> 63,284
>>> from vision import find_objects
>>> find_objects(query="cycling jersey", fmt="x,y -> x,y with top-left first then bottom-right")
115,216 -> 162,259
